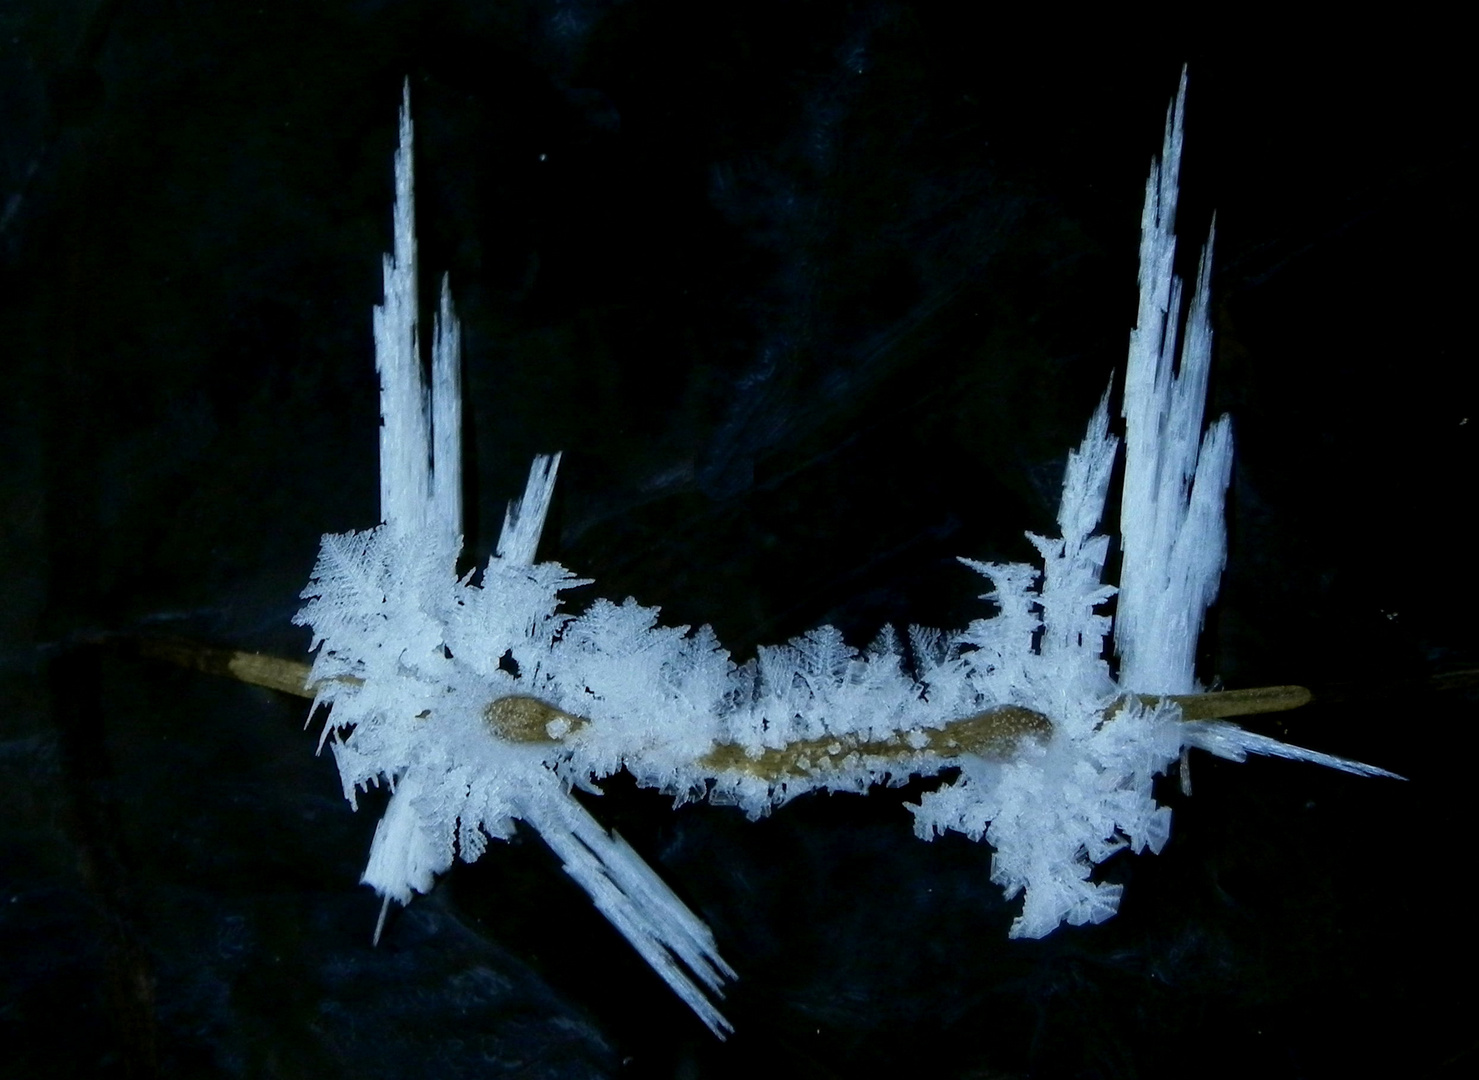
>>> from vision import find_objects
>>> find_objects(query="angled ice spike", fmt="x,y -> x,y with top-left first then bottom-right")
522,785 -> 736,1038
498,452 -> 562,565
292,73 -> 1399,1035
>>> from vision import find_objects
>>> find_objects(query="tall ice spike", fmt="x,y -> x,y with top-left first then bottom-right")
431,273 -> 463,540
1114,67 -> 1235,694
374,80 -> 464,545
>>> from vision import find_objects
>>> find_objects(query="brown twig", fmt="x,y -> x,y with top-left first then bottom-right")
137,636 -> 1316,781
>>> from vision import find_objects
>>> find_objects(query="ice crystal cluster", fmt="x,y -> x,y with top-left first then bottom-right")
295,76 -> 1394,1034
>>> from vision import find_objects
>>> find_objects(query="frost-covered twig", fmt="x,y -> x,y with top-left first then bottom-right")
138,636 -> 1327,765
281,74 -> 1400,1034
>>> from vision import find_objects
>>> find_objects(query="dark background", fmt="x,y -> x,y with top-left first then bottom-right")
1,3 -> 1473,1077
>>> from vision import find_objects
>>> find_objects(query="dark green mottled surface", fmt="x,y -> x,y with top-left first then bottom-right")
1,4 -> 1473,1077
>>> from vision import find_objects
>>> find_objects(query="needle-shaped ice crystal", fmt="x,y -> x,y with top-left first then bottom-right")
296,71 -> 1397,1033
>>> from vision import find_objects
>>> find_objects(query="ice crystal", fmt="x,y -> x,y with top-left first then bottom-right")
295,74 -> 1397,1033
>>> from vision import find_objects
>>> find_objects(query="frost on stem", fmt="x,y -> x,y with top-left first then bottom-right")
294,73 -> 1396,1031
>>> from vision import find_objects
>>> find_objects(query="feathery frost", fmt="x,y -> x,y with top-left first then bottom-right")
295,74 -> 1397,1034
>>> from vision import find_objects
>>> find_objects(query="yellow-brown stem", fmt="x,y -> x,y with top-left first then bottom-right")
483,695 -> 586,742
135,638 -> 318,698
697,704 -> 1053,778
139,637 -> 1314,779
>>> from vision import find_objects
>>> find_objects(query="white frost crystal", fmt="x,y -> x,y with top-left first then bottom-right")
1114,69 -> 1233,697
295,76 -> 1397,1033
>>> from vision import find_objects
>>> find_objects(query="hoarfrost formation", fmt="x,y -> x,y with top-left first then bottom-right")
295,74 -> 1396,1034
